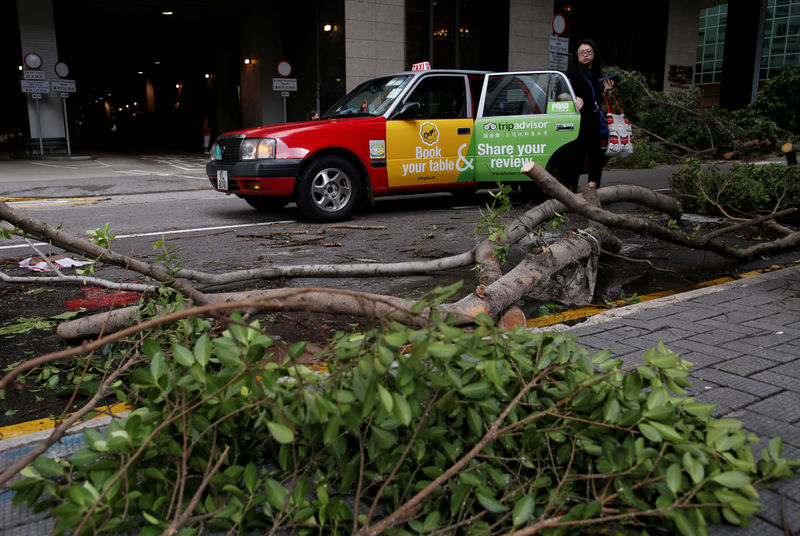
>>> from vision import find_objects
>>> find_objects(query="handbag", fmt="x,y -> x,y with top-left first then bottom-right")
603,90 -> 633,158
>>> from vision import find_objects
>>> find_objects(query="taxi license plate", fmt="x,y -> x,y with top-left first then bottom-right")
216,170 -> 229,190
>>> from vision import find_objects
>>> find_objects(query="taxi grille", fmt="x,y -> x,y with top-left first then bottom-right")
217,138 -> 243,163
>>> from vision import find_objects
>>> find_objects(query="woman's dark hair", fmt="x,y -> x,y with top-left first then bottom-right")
571,38 -> 603,78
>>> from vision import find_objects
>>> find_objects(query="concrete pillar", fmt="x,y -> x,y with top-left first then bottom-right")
344,0 -> 405,92
239,7 -> 284,127
663,0 -> 700,92
507,0 -> 551,71
16,0 -> 65,143
720,0 -> 767,109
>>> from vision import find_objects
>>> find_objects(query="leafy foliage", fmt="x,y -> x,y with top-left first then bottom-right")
11,289 -> 797,535
607,69 -> 796,166
669,158 -> 800,216
474,183 -> 514,263
748,65 -> 800,135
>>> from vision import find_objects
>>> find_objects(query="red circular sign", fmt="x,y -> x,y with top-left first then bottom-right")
277,61 -> 292,77
23,52 -> 42,70
55,61 -> 70,78
552,13 -> 566,36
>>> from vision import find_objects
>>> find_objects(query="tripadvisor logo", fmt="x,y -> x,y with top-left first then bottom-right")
419,122 -> 439,146
484,120 -> 548,131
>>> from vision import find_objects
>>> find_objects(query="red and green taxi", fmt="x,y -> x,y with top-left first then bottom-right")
207,68 -> 580,222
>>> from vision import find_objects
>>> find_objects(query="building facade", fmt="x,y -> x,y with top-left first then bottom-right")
5,0 -> 710,151
696,0 -> 800,106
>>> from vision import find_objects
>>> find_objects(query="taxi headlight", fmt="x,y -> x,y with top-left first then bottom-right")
210,142 -> 221,160
241,138 -> 276,160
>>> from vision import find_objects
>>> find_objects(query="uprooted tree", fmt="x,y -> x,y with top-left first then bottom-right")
1,164 -> 798,535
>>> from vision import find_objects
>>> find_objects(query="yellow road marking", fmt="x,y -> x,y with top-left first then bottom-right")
527,260 -> 800,328
0,402 -> 131,441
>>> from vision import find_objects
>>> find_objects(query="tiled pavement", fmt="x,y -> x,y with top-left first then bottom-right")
2,266 -> 799,535
564,265 -> 800,535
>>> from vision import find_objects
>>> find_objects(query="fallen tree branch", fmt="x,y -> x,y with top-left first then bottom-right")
56,225 -> 615,340
521,162 -> 800,260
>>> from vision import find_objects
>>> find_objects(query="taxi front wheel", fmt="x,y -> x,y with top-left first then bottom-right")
296,156 -> 363,222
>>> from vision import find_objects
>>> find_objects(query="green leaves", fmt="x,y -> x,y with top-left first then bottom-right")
392,392 -> 412,426
267,421 -> 295,444
476,492 -> 507,513
459,380 -> 491,399
512,494 -> 535,526
711,471 -> 751,489
11,307 -> 796,536
643,342 -> 679,368
378,384 -> 393,412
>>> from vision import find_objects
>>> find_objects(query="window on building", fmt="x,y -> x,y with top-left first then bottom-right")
696,0 -> 800,84
695,4 -> 727,84
405,0 -> 508,71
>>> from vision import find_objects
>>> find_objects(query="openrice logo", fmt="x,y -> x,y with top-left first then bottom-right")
419,122 -> 439,145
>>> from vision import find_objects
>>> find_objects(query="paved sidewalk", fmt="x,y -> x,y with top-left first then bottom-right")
562,264 -> 800,535
1,266 -> 799,534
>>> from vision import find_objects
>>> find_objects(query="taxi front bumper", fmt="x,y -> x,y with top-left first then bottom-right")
206,159 -> 303,196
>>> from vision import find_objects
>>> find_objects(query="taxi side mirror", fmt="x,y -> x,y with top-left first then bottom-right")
392,101 -> 423,119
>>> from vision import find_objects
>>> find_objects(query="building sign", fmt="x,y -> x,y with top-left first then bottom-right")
667,65 -> 693,88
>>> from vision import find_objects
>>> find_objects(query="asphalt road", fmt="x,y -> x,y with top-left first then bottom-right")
0,151 -> 788,304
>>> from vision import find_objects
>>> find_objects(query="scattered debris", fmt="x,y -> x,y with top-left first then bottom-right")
0,311 -> 81,336
64,286 -> 142,311
19,255 -> 93,272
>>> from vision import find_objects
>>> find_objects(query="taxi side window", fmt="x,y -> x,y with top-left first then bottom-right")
483,74 -> 549,117
548,73 -> 574,104
400,76 -> 467,120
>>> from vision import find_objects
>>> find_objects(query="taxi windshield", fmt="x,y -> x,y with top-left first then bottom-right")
322,75 -> 412,118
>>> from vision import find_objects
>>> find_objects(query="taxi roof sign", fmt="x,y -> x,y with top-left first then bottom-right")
411,61 -> 431,71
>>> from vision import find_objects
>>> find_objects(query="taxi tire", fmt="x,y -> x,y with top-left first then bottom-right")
241,195 -> 290,211
296,156 -> 363,222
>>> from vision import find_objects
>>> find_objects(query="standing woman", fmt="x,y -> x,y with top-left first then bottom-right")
564,39 -> 615,190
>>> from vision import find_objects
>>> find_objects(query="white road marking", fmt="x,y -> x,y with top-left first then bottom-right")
0,220 -> 297,251
28,160 -> 112,170
7,198 -> 103,208
113,169 -> 207,179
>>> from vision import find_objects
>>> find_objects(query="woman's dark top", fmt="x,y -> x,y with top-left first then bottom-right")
566,65 -> 604,143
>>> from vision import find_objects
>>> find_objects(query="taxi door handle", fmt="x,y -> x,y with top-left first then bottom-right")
458,128 -> 471,135
556,123 -> 574,131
